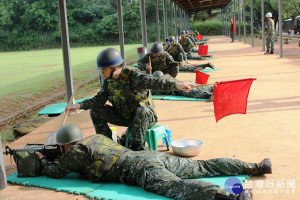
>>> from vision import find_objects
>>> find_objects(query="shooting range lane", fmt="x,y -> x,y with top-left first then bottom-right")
1,35 -> 300,200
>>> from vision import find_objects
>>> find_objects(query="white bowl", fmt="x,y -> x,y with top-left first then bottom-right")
171,139 -> 204,157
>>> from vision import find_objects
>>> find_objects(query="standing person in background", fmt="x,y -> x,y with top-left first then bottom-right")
264,12 -> 275,55
230,19 -> 234,43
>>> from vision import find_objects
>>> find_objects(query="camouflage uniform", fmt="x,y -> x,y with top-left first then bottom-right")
230,22 -> 234,42
164,42 -> 187,62
152,77 -> 214,99
266,18 -> 275,53
179,63 -> 213,72
137,51 -> 179,78
79,66 -> 176,145
40,134 -> 262,200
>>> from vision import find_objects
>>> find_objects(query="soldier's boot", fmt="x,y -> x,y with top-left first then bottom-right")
215,189 -> 253,200
243,158 -> 272,176
270,49 -> 274,54
205,62 -> 215,69
264,50 -> 270,55
129,143 -> 148,151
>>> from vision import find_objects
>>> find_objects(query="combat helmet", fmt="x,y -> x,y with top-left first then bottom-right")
180,31 -> 186,35
150,42 -> 163,54
265,12 -> 272,18
168,36 -> 176,42
152,71 -> 164,78
56,124 -> 83,145
96,48 -> 124,70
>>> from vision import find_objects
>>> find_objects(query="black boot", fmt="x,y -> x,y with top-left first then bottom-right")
244,158 -> 272,176
264,51 -> 270,55
129,143 -> 148,151
270,50 -> 274,54
206,62 -> 215,69
215,189 -> 253,200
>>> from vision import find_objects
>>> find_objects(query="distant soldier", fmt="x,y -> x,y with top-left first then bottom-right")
137,42 -> 183,78
230,19 -> 234,43
164,36 -> 214,72
152,71 -> 214,101
264,12 -> 275,55
179,31 -> 203,60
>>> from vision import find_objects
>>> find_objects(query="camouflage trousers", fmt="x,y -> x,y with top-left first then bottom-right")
179,63 -> 211,72
174,85 -> 214,99
192,47 -> 198,53
119,151 -> 259,200
230,32 -> 234,42
187,53 -> 202,60
266,35 -> 274,52
159,63 -> 179,78
174,53 -> 184,62
90,105 -> 157,145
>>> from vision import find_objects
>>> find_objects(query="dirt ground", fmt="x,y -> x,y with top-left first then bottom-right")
1,35 -> 300,200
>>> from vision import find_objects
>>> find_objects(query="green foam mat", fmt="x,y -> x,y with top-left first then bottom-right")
153,95 -> 209,101
208,51 -> 215,53
205,57 -> 216,60
179,68 -> 221,73
7,172 -> 250,200
38,97 -> 92,115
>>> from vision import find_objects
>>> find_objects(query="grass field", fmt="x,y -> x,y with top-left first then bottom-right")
0,44 -> 142,121
0,44 -> 141,96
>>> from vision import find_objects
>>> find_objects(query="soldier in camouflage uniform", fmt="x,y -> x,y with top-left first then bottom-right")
264,12 -> 275,55
137,42 -> 183,78
179,31 -> 203,60
36,124 -> 271,200
230,19 -> 234,43
151,71 -> 214,101
66,48 -> 193,151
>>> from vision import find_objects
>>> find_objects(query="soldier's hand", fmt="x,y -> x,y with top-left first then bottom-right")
175,82 -> 193,92
185,60 -> 190,64
65,104 -> 80,116
146,65 -> 152,72
177,62 -> 184,66
35,152 -> 45,160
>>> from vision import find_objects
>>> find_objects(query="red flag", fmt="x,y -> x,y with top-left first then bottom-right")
198,45 -> 208,55
196,34 -> 203,41
213,78 -> 256,122
233,15 -> 236,34
195,71 -> 210,84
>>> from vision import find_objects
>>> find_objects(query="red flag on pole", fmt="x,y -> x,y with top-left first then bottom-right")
213,78 -> 256,122
195,71 -> 210,84
233,15 -> 236,34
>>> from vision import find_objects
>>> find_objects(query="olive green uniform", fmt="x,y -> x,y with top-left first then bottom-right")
164,42 -> 187,62
40,134 -> 262,200
179,37 -> 202,60
230,22 -> 234,42
266,18 -> 275,53
79,66 -> 176,145
137,51 -> 179,78
179,63 -> 213,72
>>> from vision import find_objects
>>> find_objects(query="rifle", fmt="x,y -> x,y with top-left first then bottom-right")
3,144 -> 64,161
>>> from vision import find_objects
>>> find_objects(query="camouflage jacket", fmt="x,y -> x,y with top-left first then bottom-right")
179,37 -> 194,53
188,35 -> 197,45
79,66 -> 177,120
266,19 -> 275,36
137,51 -> 177,72
164,42 -> 187,61
40,134 -> 131,182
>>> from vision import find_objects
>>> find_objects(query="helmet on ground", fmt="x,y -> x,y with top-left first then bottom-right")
266,12 -> 272,18
168,36 -> 176,42
152,71 -> 164,78
96,48 -> 124,70
150,42 -> 163,54
56,124 -> 83,145
180,31 -> 186,35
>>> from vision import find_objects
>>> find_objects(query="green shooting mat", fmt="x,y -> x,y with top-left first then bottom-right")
7,172 -> 250,200
38,97 -> 92,115
152,95 -> 209,101
179,68 -> 221,73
